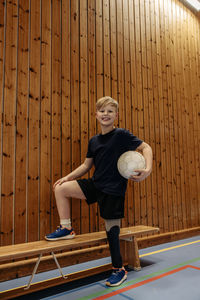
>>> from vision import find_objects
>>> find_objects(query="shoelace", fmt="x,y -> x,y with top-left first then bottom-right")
113,267 -> 125,272
56,225 -> 62,231
111,269 -> 123,277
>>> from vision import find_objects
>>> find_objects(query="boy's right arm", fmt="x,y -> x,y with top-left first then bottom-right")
53,158 -> 93,189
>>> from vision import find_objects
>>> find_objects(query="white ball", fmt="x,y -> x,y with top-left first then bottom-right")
117,151 -> 146,179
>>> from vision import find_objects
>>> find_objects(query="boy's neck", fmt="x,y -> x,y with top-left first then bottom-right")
100,125 -> 115,135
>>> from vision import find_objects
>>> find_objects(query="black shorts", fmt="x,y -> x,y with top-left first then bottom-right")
77,178 -> 125,220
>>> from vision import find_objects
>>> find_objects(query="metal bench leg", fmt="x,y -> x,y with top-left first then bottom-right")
24,253 -> 43,290
24,251 -> 68,290
51,251 -> 68,279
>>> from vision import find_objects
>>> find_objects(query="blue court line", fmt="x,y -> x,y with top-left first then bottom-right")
40,282 -> 104,300
76,257 -> 200,300
120,293 -> 136,300
42,257 -> 200,300
1,237 -> 200,298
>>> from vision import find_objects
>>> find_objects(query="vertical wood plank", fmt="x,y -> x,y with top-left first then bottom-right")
149,0 -> 161,229
14,0 -> 29,244
155,0 -> 168,232
88,0 -> 98,232
162,0 -> 176,232
116,0 -> 126,228
123,0 -> 131,131
61,0 -> 71,172
144,0 -> 154,227
95,0 -> 103,106
189,15 -> 199,227
128,0 -> 137,227
27,0 -> 40,242
116,0 -> 125,129
167,0 -> 180,231
170,0 -> 183,230
123,0 -> 133,227
139,0 -> 149,227
180,7 -> 192,228
191,15 -> 200,224
40,0 -> 52,237
95,0 -> 104,231
174,3 -> 187,229
0,0 -> 5,231
183,9 -> 198,227
71,0 -> 81,234
103,0 -> 111,95
51,0 -> 61,230
0,0 -> 5,94
134,0 -> 143,227
80,0 -> 89,234
159,0 -> 172,232
1,0 -> 18,245
110,0 -> 118,99
61,0 -> 71,201
0,0 -> 5,121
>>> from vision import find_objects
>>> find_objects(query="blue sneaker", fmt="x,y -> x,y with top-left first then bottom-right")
106,267 -> 127,287
45,225 -> 75,241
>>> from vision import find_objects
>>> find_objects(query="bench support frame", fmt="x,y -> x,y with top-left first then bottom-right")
0,226 -> 159,297
120,236 -> 141,271
24,251 -> 68,290
25,236 -> 142,289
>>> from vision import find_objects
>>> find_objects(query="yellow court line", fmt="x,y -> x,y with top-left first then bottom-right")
1,240 -> 200,294
139,239 -> 200,257
0,263 -> 112,294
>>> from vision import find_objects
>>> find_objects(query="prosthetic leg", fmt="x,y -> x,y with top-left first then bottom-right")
105,220 -> 127,286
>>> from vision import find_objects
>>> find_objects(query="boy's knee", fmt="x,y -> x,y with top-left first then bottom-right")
54,180 -> 85,200
54,183 -> 61,194
54,182 -> 68,196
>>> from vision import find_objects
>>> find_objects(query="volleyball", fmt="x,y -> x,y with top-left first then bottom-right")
117,151 -> 146,179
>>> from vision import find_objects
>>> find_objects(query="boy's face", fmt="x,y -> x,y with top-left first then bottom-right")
96,104 -> 118,127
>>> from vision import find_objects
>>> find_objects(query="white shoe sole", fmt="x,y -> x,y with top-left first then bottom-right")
106,274 -> 127,287
45,234 -> 75,241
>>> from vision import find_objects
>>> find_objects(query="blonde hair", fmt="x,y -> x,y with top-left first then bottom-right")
96,96 -> 118,111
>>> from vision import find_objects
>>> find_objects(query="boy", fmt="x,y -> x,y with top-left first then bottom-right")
45,96 -> 152,287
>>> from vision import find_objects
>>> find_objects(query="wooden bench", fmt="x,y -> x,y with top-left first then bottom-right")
0,225 -> 159,295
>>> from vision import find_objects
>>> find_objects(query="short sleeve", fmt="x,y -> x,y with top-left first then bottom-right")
86,138 -> 94,158
121,129 -> 143,150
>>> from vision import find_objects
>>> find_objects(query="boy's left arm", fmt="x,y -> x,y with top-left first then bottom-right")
130,142 -> 153,182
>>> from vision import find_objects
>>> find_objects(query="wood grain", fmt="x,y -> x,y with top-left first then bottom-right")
0,0 -> 199,247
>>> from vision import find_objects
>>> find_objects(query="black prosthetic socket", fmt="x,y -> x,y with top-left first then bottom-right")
106,225 -> 123,269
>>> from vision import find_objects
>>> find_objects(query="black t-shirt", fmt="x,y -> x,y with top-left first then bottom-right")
86,128 -> 143,196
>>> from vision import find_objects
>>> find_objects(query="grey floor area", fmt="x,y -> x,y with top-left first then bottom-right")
1,235 -> 200,300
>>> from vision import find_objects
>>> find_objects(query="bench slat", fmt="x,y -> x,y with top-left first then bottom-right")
0,226 -> 159,262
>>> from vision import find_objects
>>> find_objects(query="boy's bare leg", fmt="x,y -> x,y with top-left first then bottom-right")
45,181 -> 86,240
54,180 -> 86,219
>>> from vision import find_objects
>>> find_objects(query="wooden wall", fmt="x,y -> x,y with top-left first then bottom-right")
0,0 -> 199,246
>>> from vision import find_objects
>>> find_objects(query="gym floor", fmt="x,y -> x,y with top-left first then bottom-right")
1,235 -> 200,300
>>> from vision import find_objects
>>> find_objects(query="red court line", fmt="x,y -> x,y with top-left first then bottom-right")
94,265 -> 200,300
189,266 -> 200,270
